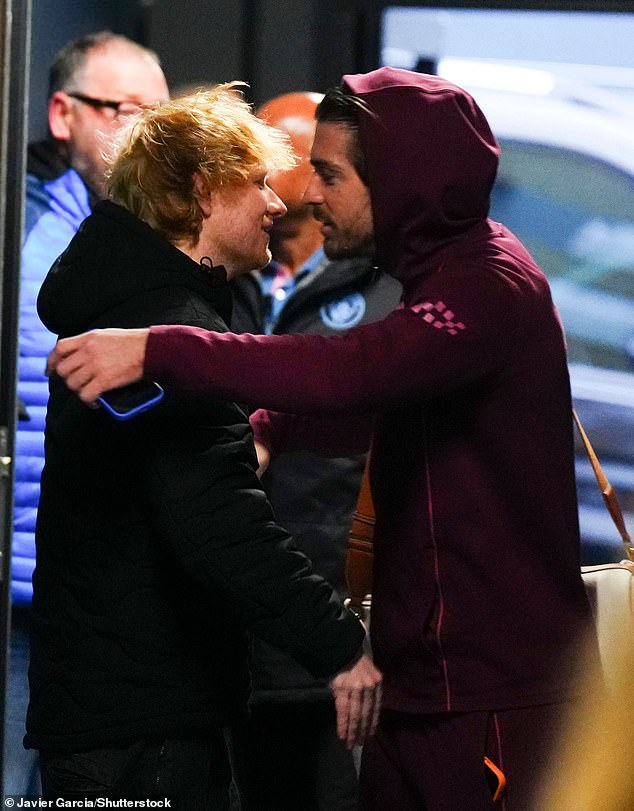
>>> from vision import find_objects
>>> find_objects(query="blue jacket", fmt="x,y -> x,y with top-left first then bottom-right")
13,141 -> 92,604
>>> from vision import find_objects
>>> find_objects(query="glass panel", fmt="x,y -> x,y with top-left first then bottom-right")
491,142 -> 634,372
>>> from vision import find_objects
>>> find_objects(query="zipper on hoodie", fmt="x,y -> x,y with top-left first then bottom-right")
421,407 -> 452,710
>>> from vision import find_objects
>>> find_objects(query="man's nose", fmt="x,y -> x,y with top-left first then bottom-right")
268,188 -> 287,218
302,173 -> 324,205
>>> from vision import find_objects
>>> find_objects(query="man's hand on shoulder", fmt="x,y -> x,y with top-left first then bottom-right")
46,327 -> 149,403
330,652 -> 382,749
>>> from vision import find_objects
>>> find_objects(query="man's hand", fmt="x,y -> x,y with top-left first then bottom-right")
330,653 -> 382,749
253,440 -> 271,477
46,328 -> 150,403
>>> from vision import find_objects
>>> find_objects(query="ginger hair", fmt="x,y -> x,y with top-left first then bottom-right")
106,83 -> 295,244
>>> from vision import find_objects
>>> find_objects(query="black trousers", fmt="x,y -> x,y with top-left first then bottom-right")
230,701 -> 359,811
39,728 -> 232,811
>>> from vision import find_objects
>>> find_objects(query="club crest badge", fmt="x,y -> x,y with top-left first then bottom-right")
320,293 -> 367,330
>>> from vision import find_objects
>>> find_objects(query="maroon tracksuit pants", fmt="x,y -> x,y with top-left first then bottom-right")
360,704 -> 567,811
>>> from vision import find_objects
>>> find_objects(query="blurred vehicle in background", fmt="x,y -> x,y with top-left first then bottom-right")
437,58 -> 634,563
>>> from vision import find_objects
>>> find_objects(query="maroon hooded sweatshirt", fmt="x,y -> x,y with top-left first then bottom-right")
146,68 -> 597,714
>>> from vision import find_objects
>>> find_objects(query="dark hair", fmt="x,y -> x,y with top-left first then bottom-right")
315,84 -> 369,185
48,31 -> 161,98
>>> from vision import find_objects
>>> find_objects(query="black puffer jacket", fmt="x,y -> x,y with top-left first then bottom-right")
26,201 -> 364,752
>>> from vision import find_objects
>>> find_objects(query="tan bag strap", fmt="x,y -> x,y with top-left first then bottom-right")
573,410 -> 633,561
345,412 -> 634,601
345,458 -> 375,611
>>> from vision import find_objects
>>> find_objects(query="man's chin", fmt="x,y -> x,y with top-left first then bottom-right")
228,249 -> 272,279
255,248 -> 273,270
324,239 -> 373,262
323,238 -> 345,261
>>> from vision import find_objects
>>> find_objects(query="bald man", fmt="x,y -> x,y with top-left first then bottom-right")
229,93 -> 401,811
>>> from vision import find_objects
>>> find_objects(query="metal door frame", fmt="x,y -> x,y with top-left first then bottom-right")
0,0 -> 31,794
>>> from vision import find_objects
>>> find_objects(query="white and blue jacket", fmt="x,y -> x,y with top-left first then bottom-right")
13,141 -> 93,604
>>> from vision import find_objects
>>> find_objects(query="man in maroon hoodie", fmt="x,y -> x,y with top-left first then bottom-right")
48,68 -> 598,809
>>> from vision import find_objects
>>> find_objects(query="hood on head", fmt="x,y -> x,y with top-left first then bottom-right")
343,67 -> 500,282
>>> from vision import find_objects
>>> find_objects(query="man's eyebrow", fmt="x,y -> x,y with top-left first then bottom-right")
311,158 -> 341,173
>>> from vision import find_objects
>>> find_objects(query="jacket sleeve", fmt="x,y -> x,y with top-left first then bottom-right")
251,408 -> 373,457
133,399 -> 365,679
145,266 -> 521,415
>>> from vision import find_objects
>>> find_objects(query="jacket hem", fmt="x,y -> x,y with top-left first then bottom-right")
24,708 -> 246,753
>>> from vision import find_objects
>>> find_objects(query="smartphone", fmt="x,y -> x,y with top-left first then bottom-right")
98,380 -> 164,421
484,756 -> 506,803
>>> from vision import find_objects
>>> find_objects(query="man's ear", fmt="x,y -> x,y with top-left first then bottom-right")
48,92 -> 74,141
193,172 -> 213,217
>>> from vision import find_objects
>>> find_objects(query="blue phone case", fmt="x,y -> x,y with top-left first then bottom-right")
98,381 -> 164,421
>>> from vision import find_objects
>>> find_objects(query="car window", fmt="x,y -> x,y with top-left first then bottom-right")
490,141 -> 634,372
